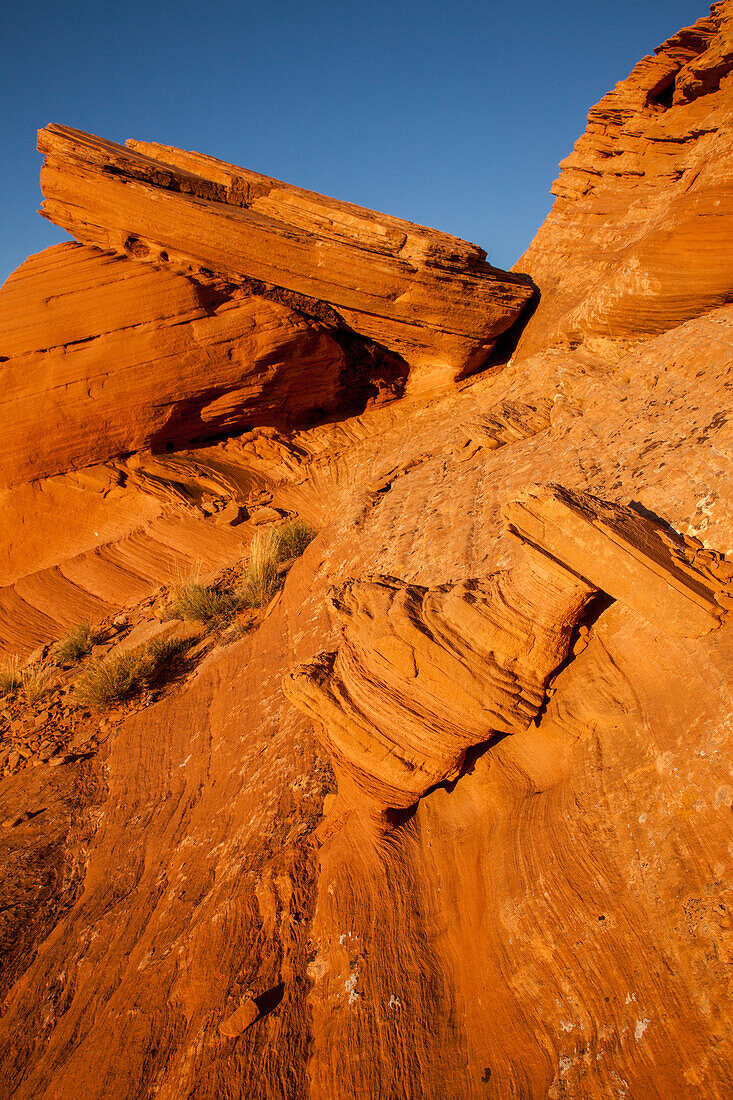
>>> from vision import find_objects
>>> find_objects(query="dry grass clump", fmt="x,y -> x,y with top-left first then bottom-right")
238,526 -> 283,608
275,517 -> 315,560
0,656 -> 21,697
21,664 -> 58,704
238,518 -> 315,608
74,636 -> 189,709
55,621 -> 97,664
168,581 -> 235,624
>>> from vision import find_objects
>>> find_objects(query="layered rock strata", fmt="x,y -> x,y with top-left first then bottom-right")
503,484 -> 727,637
285,555 -> 595,811
2,6 -> 733,1098
0,242 -> 350,487
286,488 -> 729,814
515,1 -> 733,358
37,124 -> 535,392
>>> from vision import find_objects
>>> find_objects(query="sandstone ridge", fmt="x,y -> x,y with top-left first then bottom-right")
515,0 -> 733,359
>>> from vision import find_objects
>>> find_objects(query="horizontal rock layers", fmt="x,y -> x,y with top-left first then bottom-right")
515,3 -> 733,358
286,488 -> 729,813
37,124 -> 535,392
0,243 -> 347,487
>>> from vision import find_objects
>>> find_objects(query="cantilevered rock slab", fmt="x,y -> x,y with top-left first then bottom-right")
37,124 -> 535,394
502,485 -> 725,638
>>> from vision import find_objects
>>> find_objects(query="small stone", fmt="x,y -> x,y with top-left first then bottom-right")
250,506 -> 284,526
48,753 -> 75,767
215,501 -> 244,527
24,645 -> 47,667
219,996 -> 258,1038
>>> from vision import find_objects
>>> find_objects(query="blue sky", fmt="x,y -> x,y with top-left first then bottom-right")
1,0 -> 704,283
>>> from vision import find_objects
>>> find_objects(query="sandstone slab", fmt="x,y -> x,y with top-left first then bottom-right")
503,485 -> 725,637
37,124 -> 535,393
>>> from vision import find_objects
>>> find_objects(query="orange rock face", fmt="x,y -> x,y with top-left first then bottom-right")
514,1 -> 733,359
285,558 -> 595,813
37,124 -> 535,393
1,5 -> 733,1100
0,242 -> 350,487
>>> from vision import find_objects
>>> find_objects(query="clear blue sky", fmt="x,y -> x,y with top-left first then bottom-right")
1,0 -> 705,284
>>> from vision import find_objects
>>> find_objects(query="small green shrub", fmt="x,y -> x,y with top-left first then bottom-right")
0,656 -> 20,697
169,581 -> 235,624
55,621 -> 96,664
74,636 -> 189,709
21,664 -> 57,704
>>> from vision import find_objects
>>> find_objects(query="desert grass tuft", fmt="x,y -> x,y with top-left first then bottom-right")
238,518 -> 316,608
74,636 -> 190,709
275,517 -> 315,561
168,581 -> 235,624
0,656 -> 21,697
21,664 -> 57,704
238,526 -> 283,608
55,621 -> 97,664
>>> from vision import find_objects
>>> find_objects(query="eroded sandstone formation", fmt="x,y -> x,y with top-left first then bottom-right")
286,487 -> 731,817
1,4 -> 733,1099
514,0 -> 733,358
0,243 -> 348,486
37,124 -> 535,393
285,557 -> 595,812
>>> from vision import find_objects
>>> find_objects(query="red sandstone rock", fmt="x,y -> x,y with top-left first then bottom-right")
0,242 -> 346,487
285,557 -> 594,812
1,5 -> 733,1099
514,1 -> 733,360
37,124 -> 535,393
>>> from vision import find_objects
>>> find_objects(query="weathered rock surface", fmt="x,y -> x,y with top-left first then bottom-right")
37,124 -> 535,393
285,557 -> 595,812
0,242 -> 349,487
514,1 -> 733,359
503,484 -> 727,637
1,5 -> 733,1099
286,487 -> 730,816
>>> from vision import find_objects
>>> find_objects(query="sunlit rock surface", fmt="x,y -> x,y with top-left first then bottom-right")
1,5 -> 733,1099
